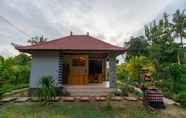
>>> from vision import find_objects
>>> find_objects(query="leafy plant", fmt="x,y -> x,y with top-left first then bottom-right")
38,76 -> 56,103
167,64 -> 186,93
105,93 -> 114,110
126,56 -> 156,85
0,54 -> 30,95
175,91 -> 186,107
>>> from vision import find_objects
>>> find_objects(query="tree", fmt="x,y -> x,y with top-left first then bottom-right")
14,53 -> 31,65
27,35 -> 47,45
145,13 -> 178,65
125,36 -> 149,61
172,9 -> 186,48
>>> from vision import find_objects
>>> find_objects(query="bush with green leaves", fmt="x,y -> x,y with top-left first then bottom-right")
175,91 -> 186,107
164,64 -> 186,93
0,54 -> 30,94
38,76 -> 56,102
116,64 -> 128,81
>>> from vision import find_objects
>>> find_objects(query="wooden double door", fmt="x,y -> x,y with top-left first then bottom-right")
63,55 -> 105,85
68,55 -> 88,85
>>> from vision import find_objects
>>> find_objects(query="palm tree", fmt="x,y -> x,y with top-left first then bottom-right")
172,9 -> 186,48
27,35 -> 47,45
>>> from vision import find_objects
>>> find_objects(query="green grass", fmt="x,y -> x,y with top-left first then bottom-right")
0,101 -> 159,118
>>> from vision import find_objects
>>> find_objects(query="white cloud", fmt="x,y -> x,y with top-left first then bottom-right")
0,0 -> 185,56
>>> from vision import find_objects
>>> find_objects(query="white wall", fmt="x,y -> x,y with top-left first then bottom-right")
30,51 -> 59,88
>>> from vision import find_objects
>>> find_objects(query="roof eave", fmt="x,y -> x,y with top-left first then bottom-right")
16,48 -> 127,54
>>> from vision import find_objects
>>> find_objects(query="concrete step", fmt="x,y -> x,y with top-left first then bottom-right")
64,85 -> 109,89
64,86 -> 114,96
65,88 -> 112,92
69,92 -> 110,96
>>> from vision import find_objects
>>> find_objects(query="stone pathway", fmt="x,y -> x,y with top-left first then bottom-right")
0,97 -> 17,103
124,97 -> 138,101
1,95 -> 178,106
15,97 -> 30,102
0,96 -> 140,103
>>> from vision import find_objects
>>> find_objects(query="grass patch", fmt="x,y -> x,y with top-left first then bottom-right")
0,101 -> 159,118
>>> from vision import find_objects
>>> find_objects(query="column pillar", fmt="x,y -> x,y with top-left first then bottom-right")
108,53 -> 117,88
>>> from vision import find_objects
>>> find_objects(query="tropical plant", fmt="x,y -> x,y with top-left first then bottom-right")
38,76 -> 56,103
122,9 -> 186,107
0,54 -> 30,95
126,56 -> 156,85
166,64 -> 186,93
175,91 -> 186,107
172,9 -> 186,48
116,64 -> 128,81
27,35 -> 47,45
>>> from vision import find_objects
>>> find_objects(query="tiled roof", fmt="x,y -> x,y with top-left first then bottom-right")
14,34 -> 127,52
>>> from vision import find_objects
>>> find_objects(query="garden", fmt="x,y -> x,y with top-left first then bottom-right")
0,9 -> 186,118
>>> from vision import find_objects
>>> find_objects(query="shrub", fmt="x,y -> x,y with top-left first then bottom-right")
121,87 -> 129,96
105,93 -> 113,110
134,90 -> 144,97
116,64 -> 128,81
175,91 -> 186,107
113,89 -> 122,96
38,76 -> 56,102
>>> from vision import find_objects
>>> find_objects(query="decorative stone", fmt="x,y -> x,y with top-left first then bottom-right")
112,96 -> 122,101
31,97 -> 40,102
95,96 -> 106,101
53,97 -> 61,102
75,97 -> 81,101
79,97 -> 90,102
62,97 -> 75,102
124,97 -> 138,101
15,97 -> 30,102
138,97 -> 143,101
1,97 -> 17,102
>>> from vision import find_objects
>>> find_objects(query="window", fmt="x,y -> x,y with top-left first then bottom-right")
72,57 -> 86,66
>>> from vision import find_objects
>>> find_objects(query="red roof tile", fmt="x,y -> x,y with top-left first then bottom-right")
14,35 -> 126,52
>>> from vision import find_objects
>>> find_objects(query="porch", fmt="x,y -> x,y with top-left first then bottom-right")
59,52 -> 118,89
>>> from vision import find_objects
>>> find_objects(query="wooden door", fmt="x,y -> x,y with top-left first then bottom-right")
68,55 -> 88,85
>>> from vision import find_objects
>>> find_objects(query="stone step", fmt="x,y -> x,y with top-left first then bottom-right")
65,88 -> 113,92
69,92 -> 109,96
66,89 -> 113,96
64,86 -> 109,89
64,84 -> 114,96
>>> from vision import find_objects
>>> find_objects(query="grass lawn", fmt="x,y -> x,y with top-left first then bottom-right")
0,101 -> 186,118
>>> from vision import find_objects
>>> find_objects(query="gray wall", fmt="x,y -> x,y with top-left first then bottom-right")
30,51 -> 59,88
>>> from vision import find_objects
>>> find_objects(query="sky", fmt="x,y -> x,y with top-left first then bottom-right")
0,0 -> 186,56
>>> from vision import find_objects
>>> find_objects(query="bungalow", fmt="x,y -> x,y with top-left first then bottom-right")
13,33 -> 127,96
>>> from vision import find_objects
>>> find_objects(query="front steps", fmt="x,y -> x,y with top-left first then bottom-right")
64,85 -> 114,96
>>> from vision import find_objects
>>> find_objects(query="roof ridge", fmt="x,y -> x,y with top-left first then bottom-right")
88,35 -> 123,49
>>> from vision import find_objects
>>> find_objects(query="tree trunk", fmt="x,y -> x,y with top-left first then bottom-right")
177,51 -> 181,65
181,35 -> 183,48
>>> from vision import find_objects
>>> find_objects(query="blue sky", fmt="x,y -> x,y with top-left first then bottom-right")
0,0 -> 186,56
